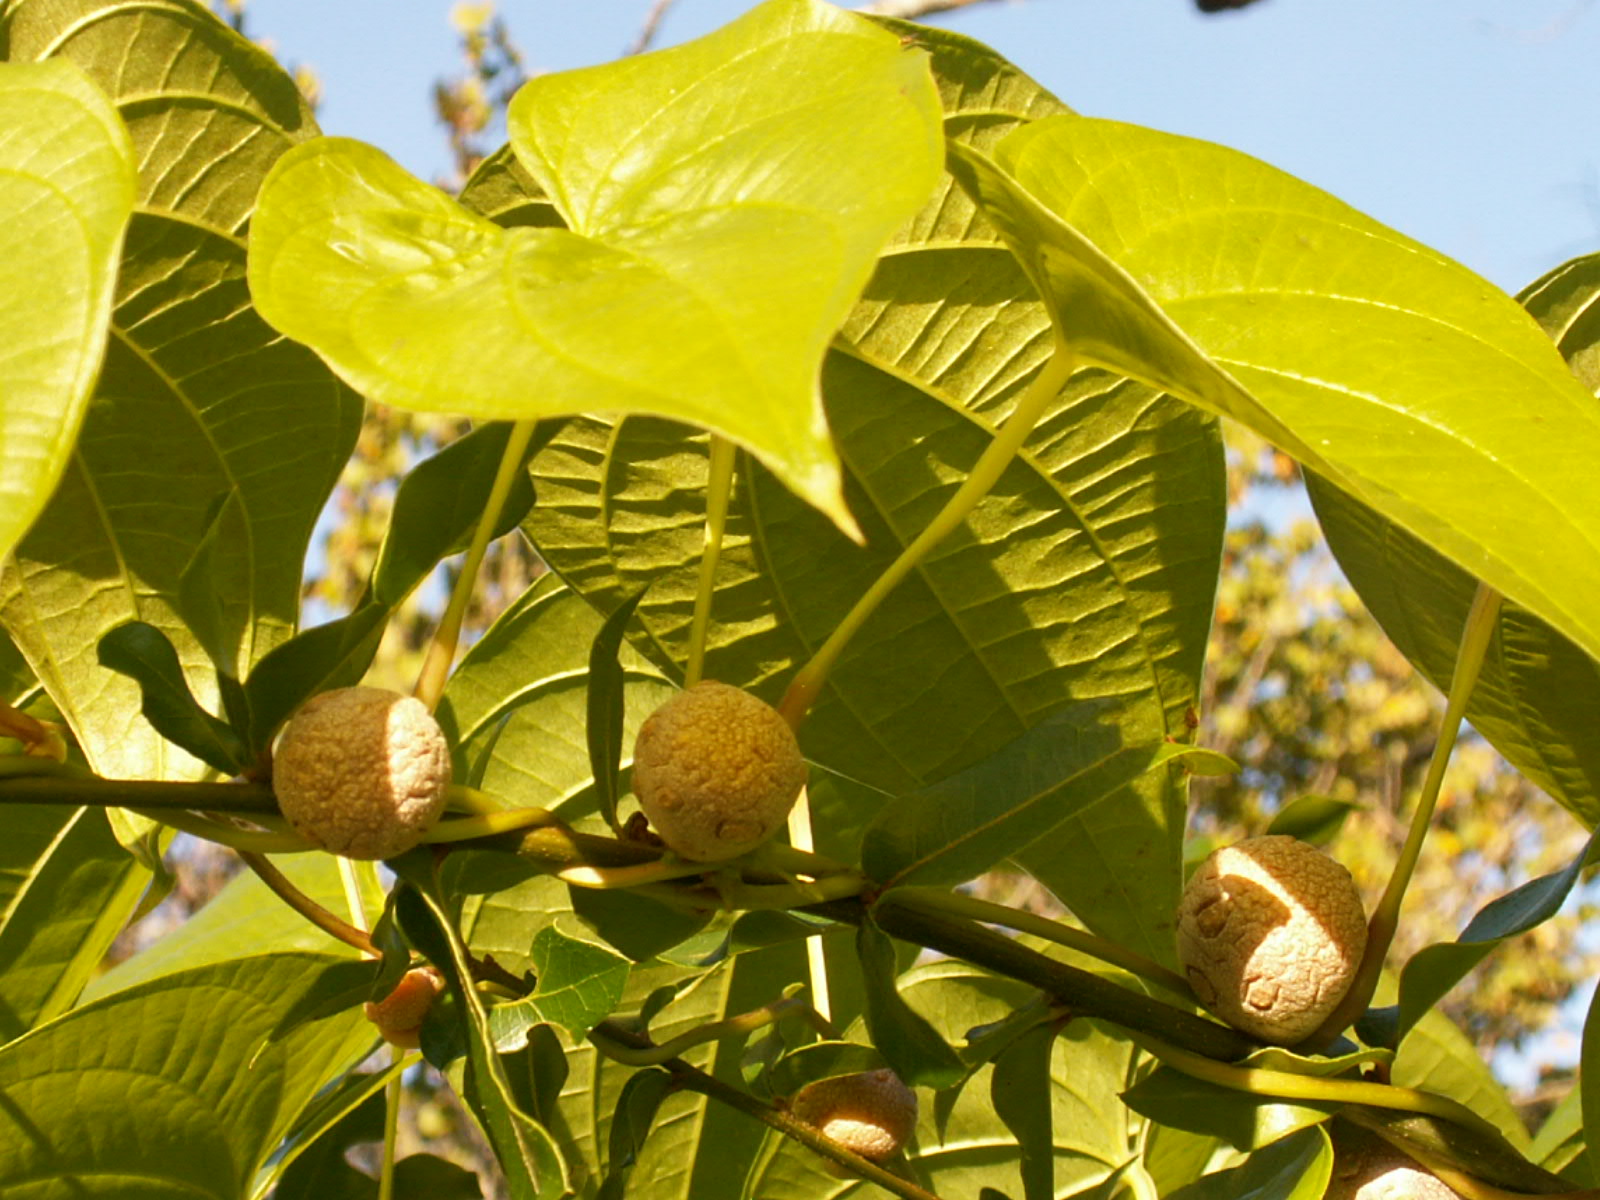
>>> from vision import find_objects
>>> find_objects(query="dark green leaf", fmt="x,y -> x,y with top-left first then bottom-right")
372,420 -> 541,608
604,1068 -> 673,1179
0,952 -> 372,1198
486,925 -> 630,1045
991,1022 -> 1057,1200
569,884 -> 710,964
587,588 -> 647,834
242,603 -> 388,751
0,805 -> 148,1041
856,918 -> 964,1088
1265,794 -> 1359,845
861,702 -> 1234,889
1397,828 -> 1599,1040
1583,984 -> 1600,1185
1121,1067 -> 1335,1151
1167,1125 -> 1331,1200
395,882 -> 568,1199
97,621 -> 247,773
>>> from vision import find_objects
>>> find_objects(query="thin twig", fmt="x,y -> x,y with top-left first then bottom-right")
238,850 -> 375,955
626,0 -> 678,55
853,0 -> 993,17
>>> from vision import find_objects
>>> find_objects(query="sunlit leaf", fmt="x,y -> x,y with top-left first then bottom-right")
0,953 -> 372,1197
0,59 -> 133,562
0,0 -> 361,780
248,0 -> 943,530
951,114 -> 1600,672
1167,1125 -> 1330,1200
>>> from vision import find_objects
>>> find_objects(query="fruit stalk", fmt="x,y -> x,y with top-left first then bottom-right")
1307,581 -> 1502,1045
685,434 -> 737,687
414,418 -> 537,711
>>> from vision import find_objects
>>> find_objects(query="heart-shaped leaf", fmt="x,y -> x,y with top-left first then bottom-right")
952,115 -> 1600,670
0,59 -> 133,562
247,0 -> 944,531
475,23 -> 1225,968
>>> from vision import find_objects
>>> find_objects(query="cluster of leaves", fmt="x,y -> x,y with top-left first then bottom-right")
2,1 -> 1600,1198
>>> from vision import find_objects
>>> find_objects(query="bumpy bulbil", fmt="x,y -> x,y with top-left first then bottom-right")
631,680 -> 807,862
273,686 -> 452,860
364,966 -> 446,1049
1176,834 -> 1367,1044
791,1069 -> 918,1164
1325,1127 -> 1463,1199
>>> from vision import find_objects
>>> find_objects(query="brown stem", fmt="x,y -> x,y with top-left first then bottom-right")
818,897 -> 1256,1061
0,775 -> 279,812
238,850 -> 375,955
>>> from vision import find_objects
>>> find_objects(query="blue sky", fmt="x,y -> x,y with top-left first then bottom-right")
241,0 -> 1600,295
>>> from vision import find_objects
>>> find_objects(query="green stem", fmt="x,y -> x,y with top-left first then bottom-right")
713,871 -> 867,910
1128,1030 -> 1507,1144
590,997 -> 806,1066
0,775 -> 279,812
0,755 -> 92,780
0,699 -> 64,758
444,783 -> 505,815
559,857 -> 718,889
414,419 -> 537,711
379,1064 -> 401,1200
778,343 -> 1077,728
1307,581 -> 1502,1046
685,435 -> 737,688
238,850 -> 375,955
422,806 -> 561,843
881,887 -> 1195,1000
590,1021 -> 945,1200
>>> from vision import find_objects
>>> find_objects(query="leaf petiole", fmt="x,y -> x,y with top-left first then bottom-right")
778,342 -> 1078,728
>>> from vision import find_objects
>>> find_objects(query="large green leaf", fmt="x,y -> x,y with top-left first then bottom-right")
1167,1126 -> 1331,1200
0,0 -> 361,779
479,20 -> 1223,967
0,58 -> 133,562
951,114 -> 1600,671
82,852 -> 381,1003
860,704 -> 1233,889
247,0 -> 942,531
465,871 -> 808,1198
746,959 -> 1137,1198
0,805 -> 146,1041
0,952 -> 372,1198
1305,253 -> 1600,827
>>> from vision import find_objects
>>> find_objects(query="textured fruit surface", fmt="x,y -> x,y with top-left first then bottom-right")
273,686 -> 452,860
632,680 -> 807,861
790,1068 -> 917,1163
1176,834 -> 1367,1043
1326,1126 -> 1463,1199
364,966 -> 446,1049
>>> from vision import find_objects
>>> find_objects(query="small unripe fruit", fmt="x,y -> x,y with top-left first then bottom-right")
365,966 -> 446,1049
631,680 -> 807,862
791,1069 -> 917,1165
273,686 -> 451,860
1176,834 -> 1367,1044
